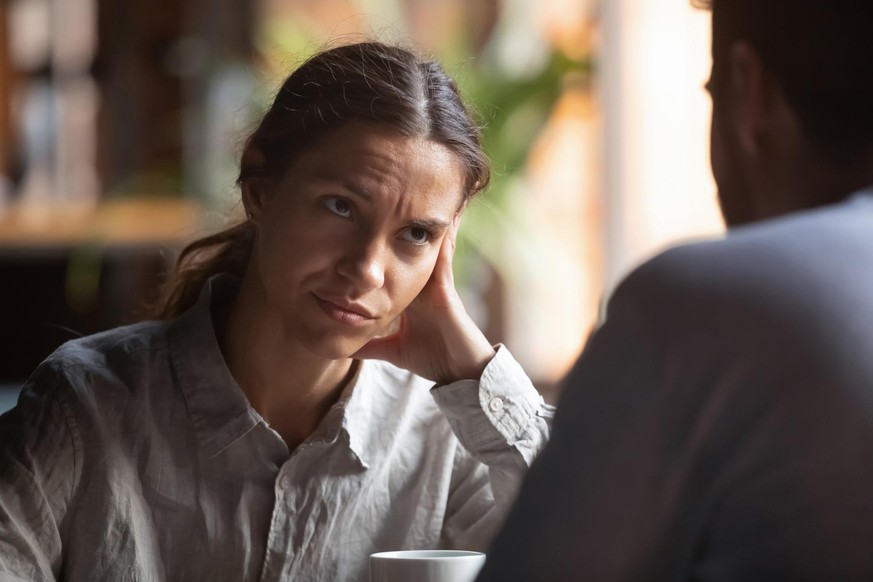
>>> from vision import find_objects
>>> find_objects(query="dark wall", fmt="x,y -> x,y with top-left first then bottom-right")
0,248 -> 170,383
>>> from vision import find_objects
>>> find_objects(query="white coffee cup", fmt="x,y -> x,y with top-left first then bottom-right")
369,550 -> 486,582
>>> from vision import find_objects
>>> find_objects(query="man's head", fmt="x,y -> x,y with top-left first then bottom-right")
697,0 -> 873,226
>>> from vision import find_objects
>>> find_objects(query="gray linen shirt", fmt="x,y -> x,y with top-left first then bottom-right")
0,275 -> 553,581
477,189 -> 873,581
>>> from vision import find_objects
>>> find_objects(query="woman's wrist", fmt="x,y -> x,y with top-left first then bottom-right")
443,337 -> 496,384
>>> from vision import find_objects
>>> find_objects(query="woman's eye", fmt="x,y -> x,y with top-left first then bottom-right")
324,197 -> 352,218
400,227 -> 431,245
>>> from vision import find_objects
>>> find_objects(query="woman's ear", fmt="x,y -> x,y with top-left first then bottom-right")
241,179 -> 269,223
240,147 -> 270,221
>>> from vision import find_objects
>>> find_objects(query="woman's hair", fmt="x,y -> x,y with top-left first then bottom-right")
152,41 -> 491,319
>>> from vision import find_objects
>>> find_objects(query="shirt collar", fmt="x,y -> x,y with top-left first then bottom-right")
166,274 -> 375,468
333,360 -> 434,472
167,274 -> 261,459
294,358 -> 372,470
338,361 -> 375,469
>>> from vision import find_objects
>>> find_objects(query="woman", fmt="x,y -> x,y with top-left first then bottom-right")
0,42 -> 553,581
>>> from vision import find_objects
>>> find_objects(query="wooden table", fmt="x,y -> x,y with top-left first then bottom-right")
0,197 -> 205,252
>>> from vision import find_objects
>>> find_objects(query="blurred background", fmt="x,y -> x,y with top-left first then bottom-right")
0,0 -> 722,410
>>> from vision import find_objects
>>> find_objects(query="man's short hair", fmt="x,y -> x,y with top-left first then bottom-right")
699,0 -> 873,158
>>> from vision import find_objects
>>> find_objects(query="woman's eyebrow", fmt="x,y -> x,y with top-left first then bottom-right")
315,172 -> 373,201
314,171 -> 450,230
410,218 -> 451,232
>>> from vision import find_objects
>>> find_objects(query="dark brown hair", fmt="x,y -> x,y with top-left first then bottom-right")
699,0 -> 873,158
153,41 -> 490,319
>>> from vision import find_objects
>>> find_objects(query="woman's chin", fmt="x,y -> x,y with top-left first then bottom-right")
304,334 -> 371,361
297,317 -> 391,361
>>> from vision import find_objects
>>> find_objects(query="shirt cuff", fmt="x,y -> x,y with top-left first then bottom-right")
430,345 -> 546,456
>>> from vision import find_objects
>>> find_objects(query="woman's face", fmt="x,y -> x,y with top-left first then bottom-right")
249,123 -> 466,359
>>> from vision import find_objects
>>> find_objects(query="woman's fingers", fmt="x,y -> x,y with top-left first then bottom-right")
430,213 -> 461,294
448,212 -> 460,260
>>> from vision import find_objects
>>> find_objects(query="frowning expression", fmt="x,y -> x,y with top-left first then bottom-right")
250,123 -> 465,359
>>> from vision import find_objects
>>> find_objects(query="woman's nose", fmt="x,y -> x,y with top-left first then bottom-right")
336,239 -> 387,290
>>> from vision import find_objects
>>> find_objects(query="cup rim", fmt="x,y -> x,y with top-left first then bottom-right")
370,550 -> 485,561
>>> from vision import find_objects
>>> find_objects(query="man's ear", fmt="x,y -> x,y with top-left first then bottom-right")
240,147 -> 270,220
726,42 -> 766,155
727,41 -> 794,157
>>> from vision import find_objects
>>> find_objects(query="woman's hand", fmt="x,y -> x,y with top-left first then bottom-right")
352,214 -> 496,384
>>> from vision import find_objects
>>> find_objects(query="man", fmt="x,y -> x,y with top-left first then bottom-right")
476,0 -> 873,580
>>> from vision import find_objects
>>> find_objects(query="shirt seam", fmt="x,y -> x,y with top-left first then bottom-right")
94,325 -> 166,354
56,344 -> 165,372
55,365 -> 84,551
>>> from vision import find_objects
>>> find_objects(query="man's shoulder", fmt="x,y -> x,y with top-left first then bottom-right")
598,197 -> 873,365
627,198 -> 873,303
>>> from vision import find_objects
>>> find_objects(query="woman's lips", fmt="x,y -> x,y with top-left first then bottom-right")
313,294 -> 375,326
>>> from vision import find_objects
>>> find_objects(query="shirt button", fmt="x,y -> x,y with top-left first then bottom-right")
488,397 -> 504,413
279,476 -> 291,490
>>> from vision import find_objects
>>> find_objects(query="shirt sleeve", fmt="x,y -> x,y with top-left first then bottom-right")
429,345 -> 554,550
0,361 -> 79,582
